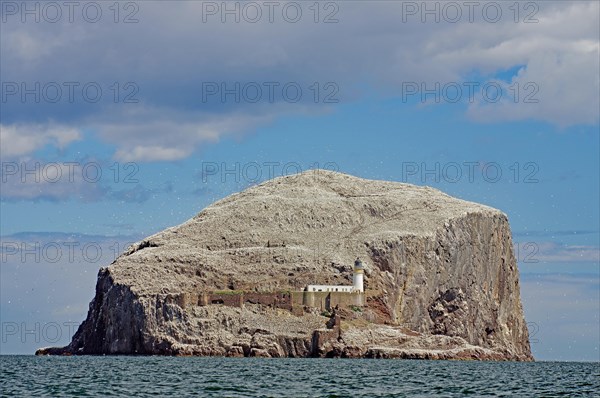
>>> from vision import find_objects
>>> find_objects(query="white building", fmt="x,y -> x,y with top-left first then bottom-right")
306,258 -> 365,293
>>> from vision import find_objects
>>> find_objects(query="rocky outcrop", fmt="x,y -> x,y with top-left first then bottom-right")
36,170 -> 533,360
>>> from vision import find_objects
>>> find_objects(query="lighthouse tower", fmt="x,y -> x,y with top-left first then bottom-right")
353,258 -> 364,292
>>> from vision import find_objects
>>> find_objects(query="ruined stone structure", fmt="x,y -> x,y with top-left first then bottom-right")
199,291 -> 304,315
165,288 -> 364,315
302,291 -> 364,310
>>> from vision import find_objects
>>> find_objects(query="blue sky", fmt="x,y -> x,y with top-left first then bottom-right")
1,1 -> 598,360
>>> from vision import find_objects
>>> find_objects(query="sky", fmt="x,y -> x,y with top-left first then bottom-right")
0,0 -> 598,361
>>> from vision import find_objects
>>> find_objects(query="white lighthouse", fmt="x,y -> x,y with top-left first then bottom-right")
305,258 -> 366,295
303,257 -> 366,307
353,258 -> 364,292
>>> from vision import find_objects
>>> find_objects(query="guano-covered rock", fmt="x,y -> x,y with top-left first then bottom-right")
37,170 -> 533,361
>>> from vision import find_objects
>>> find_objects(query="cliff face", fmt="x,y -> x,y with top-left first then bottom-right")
37,170 -> 532,360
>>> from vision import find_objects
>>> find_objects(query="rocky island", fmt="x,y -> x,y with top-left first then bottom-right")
37,170 -> 533,360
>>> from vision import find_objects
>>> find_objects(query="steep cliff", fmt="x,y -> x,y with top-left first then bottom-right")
37,170 -> 532,360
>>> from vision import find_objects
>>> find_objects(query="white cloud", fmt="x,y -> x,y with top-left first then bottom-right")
467,37 -> 600,126
1,1 -> 598,161
515,241 -> 600,263
537,242 -> 600,263
92,106 -> 278,162
114,146 -> 192,163
0,160 -> 106,202
0,124 -> 81,159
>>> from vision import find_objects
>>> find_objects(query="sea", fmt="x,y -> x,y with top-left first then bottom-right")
0,356 -> 598,397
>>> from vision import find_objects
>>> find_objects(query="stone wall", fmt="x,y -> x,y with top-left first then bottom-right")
303,291 -> 364,311
203,292 -> 244,307
195,291 -> 305,311
172,290 -> 363,314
